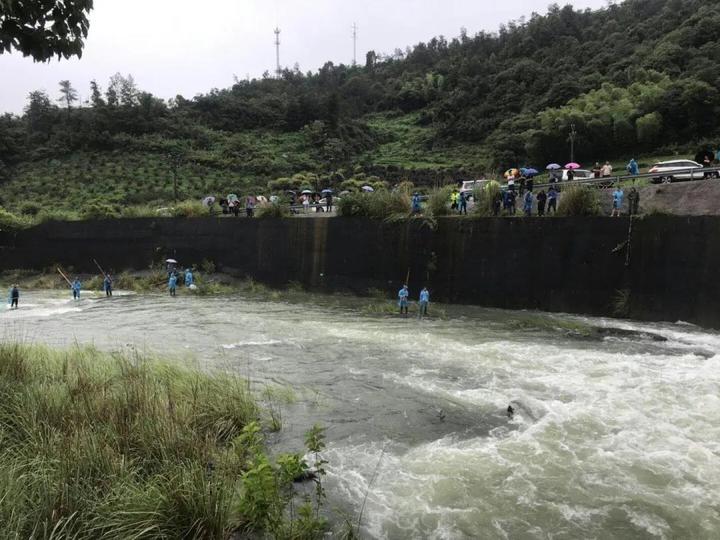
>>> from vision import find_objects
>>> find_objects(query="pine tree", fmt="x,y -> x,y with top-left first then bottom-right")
58,80 -> 78,110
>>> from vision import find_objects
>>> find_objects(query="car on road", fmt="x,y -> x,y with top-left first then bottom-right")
648,160 -> 718,183
460,179 -> 490,200
560,169 -> 594,182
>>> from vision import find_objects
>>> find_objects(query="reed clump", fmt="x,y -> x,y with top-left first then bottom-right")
0,343 -> 328,539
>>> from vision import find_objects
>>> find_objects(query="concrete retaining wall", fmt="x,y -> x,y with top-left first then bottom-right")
1,216 -> 718,327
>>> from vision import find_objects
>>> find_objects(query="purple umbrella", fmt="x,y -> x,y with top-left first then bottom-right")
546,163 -> 562,170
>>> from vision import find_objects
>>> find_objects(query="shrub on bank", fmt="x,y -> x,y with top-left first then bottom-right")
0,208 -> 31,229
337,190 -> 410,219
471,181 -> 502,217
0,343 -> 328,538
171,200 -> 210,218
256,202 -> 291,219
557,185 -> 601,216
427,186 -> 454,217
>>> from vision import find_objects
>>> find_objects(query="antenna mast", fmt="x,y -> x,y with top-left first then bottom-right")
274,27 -> 281,78
352,23 -> 358,66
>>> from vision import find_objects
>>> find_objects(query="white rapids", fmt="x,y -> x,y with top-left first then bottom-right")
1,292 -> 718,539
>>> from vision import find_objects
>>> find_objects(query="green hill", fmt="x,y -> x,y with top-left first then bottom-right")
2,0 -> 720,214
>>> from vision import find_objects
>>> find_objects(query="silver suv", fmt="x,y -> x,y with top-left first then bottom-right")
648,160 -> 717,183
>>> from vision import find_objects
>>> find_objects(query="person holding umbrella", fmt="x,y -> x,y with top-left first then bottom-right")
322,189 -> 333,212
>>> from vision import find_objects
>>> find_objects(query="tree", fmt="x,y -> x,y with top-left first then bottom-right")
24,90 -> 56,137
0,0 -> 94,61
58,80 -> 78,109
89,79 -> 104,107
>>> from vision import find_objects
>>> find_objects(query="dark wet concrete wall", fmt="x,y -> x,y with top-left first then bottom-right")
1,216 -> 718,327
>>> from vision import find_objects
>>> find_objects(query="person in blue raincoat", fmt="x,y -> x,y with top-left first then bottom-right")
71,278 -> 82,300
626,158 -> 639,176
8,284 -> 19,309
458,192 -> 468,215
184,268 -> 194,287
169,274 -> 177,297
418,287 -> 430,318
611,186 -> 624,217
412,193 -> 422,214
523,191 -> 534,217
103,274 -> 113,297
398,285 -> 409,315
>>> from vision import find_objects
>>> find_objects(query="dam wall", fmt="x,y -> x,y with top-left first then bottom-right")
1,216 -> 718,327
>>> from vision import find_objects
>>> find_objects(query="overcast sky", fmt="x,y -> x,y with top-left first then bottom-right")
0,0 -> 608,114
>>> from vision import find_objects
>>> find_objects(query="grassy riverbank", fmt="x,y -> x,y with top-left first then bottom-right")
0,343 -> 331,539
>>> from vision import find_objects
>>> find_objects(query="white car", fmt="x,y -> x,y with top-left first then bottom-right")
460,179 -> 490,199
648,160 -> 716,183
560,169 -> 594,182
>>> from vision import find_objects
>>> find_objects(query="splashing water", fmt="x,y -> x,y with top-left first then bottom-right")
2,291 -> 719,539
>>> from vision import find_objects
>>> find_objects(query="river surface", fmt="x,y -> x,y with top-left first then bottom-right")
2,291 -> 720,539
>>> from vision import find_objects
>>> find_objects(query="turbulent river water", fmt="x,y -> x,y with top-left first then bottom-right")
2,290 -> 720,539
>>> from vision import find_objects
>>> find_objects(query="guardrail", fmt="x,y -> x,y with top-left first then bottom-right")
533,166 -> 720,190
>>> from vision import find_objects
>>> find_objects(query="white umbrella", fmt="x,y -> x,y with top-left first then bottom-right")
202,196 -> 215,207
301,189 -> 313,195
165,259 -> 178,264
361,185 -> 375,192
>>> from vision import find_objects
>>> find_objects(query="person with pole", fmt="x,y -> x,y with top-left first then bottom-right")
418,287 -> 430,319
168,273 -> 177,297
93,259 -> 113,297
398,284 -> 409,316
8,284 -> 19,309
103,273 -> 113,297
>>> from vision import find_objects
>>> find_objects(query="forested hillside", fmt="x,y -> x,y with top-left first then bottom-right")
2,0 -> 720,212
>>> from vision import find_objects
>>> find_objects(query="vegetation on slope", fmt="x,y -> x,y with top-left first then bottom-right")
1,0 -> 720,211
0,343 -> 330,538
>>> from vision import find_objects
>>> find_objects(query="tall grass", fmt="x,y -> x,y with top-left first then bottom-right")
256,202 -> 291,219
471,180 -> 502,217
427,186 -> 454,217
337,190 -> 410,220
0,343 -> 328,539
557,185 -> 601,216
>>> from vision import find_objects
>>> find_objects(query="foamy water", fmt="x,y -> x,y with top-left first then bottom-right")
1,293 -> 718,538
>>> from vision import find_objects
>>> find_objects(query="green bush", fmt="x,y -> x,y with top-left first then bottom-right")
0,208 -> 31,230
0,343 -> 329,539
81,203 -> 120,220
472,181 -> 502,217
18,201 -> 43,216
256,202 -> 291,219
557,185 -> 601,217
427,186 -> 454,217
171,200 -> 209,218
337,190 -> 410,220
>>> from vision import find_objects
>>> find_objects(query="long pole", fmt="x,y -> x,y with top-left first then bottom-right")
569,123 -> 577,163
93,258 -> 108,278
56,267 -> 72,287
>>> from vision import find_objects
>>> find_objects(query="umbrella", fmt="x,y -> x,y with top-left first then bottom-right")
546,163 -> 562,170
301,189 -> 313,195
504,168 -> 519,178
339,190 -> 350,196
286,190 -> 296,194
565,162 -> 581,170
202,196 -> 215,207
321,189 -> 334,194
227,194 -> 239,203
522,168 -> 540,177
165,259 -> 178,264
361,185 -> 375,192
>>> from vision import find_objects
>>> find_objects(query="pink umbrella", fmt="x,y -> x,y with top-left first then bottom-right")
565,162 -> 581,170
